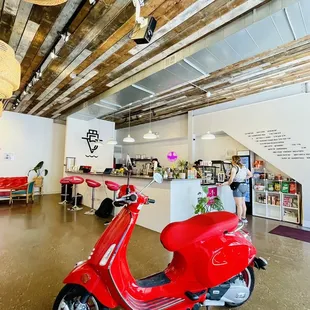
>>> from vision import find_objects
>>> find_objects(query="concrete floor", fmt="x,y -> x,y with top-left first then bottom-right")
0,195 -> 309,310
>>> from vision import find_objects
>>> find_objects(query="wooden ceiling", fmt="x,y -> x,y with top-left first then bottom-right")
3,0 -> 308,128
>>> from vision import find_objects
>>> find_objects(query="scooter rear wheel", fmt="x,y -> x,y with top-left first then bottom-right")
225,267 -> 255,308
53,284 -> 110,310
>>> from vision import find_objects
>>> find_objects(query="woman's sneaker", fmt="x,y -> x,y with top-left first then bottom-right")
242,218 -> 248,224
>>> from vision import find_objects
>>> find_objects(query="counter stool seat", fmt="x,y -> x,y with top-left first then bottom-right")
86,179 -> 101,188
103,180 -> 120,225
68,176 -> 84,212
59,177 -> 72,205
85,178 -> 101,215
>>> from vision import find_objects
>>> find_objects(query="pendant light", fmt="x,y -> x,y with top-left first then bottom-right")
201,131 -> 215,140
0,41 -> 20,99
24,0 -> 67,6
107,114 -> 118,145
123,106 -> 135,143
143,102 -> 157,140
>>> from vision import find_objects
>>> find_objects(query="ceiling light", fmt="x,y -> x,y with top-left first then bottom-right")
143,130 -> 157,140
51,49 -> 58,59
107,139 -> 118,145
61,32 -> 70,42
123,106 -> 135,143
201,131 -> 215,140
123,134 -> 135,143
70,73 -> 77,79
206,91 -> 211,98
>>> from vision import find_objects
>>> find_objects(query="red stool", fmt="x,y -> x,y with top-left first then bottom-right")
68,176 -> 84,211
59,177 -> 71,205
104,180 -> 120,224
85,179 -> 101,215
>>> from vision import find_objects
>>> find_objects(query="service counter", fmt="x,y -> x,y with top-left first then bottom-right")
65,172 -> 236,232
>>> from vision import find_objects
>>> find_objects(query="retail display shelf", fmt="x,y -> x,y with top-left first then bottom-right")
283,206 -> 299,210
282,193 -> 298,196
268,204 -> 280,207
255,202 -> 267,207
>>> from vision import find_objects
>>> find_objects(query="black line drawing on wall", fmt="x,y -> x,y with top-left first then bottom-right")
245,129 -> 310,160
82,129 -> 102,158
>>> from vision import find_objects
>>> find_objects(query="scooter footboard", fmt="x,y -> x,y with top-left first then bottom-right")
64,262 -> 117,308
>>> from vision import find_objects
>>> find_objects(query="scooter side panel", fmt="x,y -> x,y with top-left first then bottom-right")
63,262 -> 118,308
193,233 -> 256,288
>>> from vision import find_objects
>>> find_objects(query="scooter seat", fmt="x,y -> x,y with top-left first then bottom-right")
160,211 -> 239,252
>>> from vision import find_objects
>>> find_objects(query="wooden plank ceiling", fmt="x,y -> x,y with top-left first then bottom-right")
3,0 -> 305,128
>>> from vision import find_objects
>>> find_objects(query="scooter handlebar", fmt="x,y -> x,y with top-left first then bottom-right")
148,198 -> 155,204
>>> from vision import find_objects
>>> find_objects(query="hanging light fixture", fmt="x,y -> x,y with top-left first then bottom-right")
143,102 -> 157,140
123,106 -> 135,143
0,41 -> 20,100
107,114 -> 118,145
24,0 -> 67,6
201,131 -> 215,140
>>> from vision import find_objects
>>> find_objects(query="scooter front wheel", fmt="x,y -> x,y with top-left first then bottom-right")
53,284 -> 110,310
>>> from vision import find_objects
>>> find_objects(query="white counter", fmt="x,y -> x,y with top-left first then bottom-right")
65,172 -> 235,232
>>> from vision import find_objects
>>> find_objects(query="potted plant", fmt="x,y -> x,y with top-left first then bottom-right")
28,161 -> 48,188
177,159 -> 187,179
194,187 -> 224,214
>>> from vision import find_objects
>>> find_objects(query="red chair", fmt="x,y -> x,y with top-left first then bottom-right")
68,176 -> 84,211
59,177 -> 72,205
85,179 -> 101,215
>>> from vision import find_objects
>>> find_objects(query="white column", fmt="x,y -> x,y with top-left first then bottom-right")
188,111 -> 196,163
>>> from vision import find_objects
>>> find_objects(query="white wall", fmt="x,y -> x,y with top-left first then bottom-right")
193,93 -> 310,227
117,115 -> 188,166
65,117 -> 114,171
0,112 -> 65,194
196,135 -> 247,161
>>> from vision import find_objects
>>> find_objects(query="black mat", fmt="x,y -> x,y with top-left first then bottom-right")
269,225 -> 310,243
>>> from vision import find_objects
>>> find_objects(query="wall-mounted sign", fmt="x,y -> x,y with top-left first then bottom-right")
167,151 -> 178,162
82,129 -> 102,158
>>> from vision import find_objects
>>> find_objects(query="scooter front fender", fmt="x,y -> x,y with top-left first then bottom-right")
64,261 -> 117,308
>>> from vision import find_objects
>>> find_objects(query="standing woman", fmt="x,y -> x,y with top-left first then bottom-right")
220,155 -> 253,223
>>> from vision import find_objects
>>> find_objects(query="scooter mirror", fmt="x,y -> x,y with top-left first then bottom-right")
153,173 -> 163,184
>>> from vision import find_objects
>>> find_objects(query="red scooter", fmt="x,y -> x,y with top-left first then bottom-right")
54,173 -> 267,310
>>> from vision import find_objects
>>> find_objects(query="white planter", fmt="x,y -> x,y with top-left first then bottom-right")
179,173 -> 186,179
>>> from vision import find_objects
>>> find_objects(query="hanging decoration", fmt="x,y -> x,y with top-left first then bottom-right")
107,114 -> 118,145
0,41 -> 20,100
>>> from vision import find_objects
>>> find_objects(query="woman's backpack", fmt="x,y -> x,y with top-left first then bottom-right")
95,198 -> 113,218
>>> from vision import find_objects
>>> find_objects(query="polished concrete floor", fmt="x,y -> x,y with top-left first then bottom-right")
0,195 -> 309,310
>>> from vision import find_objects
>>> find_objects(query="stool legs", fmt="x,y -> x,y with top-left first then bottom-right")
59,184 -> 68,205
85,187 -> 96,215
68,184 -> 83,211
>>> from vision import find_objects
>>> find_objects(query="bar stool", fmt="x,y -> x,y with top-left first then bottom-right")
59,177 -> 72,205
68,176 -> 84,212
104,180 -> 120,224
85,179 -> 101,215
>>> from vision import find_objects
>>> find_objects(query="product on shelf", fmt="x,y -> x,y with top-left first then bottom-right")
268,183 -> 274,191
289,182 -> 297,194
274,182 -> 281,192
282,182 -> 289,193
253,160 -> 264,168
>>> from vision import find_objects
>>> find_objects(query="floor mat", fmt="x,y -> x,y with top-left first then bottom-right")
269,225 -> 310,243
